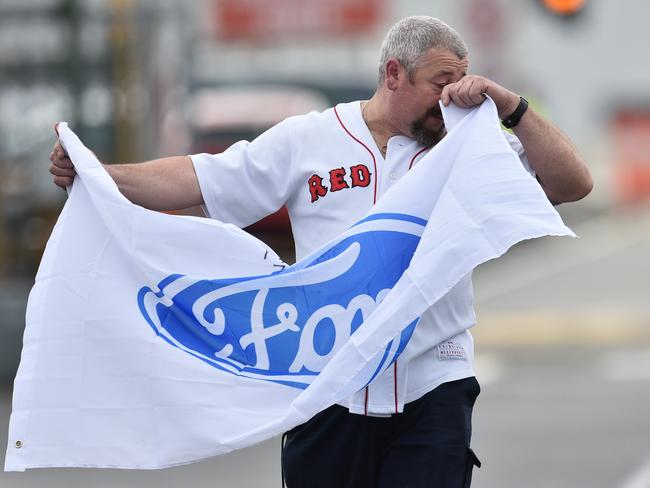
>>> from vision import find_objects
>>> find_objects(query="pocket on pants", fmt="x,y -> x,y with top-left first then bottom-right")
464,448 -> 481,487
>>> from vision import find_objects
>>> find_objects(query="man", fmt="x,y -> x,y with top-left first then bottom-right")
50,16 -> 592,488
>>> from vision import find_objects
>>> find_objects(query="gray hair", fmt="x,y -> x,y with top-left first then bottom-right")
378,16 -> 468,83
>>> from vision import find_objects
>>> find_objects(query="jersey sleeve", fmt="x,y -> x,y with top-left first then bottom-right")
189,119 -> 295,228
503,131 -> 536,177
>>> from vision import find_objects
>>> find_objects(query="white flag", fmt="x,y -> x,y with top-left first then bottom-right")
5,99 -> 573,471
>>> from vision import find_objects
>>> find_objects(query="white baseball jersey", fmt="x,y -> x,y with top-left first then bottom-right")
191,100 -> 533,415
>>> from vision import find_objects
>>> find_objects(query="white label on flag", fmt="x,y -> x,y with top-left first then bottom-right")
437,340 -> 468,361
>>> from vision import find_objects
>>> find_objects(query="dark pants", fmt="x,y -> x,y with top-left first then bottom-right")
282,377 -> 482,488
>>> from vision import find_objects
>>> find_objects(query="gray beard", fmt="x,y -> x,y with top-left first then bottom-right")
411,116 -> 446,147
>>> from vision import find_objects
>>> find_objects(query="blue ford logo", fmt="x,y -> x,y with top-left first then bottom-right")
137,213 -> 426,389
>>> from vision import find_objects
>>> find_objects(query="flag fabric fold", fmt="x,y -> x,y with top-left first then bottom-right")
5,98 -> 574,471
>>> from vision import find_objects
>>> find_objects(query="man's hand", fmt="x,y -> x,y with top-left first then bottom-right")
49,124 -> 77,188
47,122 -> 202,210
442,75 -> 592,203
441,75 -> 520,119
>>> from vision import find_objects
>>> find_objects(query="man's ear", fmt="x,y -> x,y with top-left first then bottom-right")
385,58 -> 402,91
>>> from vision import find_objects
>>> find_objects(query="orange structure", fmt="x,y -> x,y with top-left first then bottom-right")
541,0 -> 586,16
613,110 -> 650,203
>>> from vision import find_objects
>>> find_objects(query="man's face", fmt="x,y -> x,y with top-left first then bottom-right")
394,48 -> 469,146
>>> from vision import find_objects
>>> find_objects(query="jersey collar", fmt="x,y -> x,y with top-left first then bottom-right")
334,101 -> 423,161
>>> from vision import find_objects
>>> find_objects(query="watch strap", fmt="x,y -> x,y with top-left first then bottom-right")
501,96 -> 529,128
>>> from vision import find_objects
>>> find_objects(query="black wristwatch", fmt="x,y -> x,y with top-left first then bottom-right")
501,96 -> 528,128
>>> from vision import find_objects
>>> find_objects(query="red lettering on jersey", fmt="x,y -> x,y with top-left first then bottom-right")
329,167 -> 349,192
308,174 -> 328,202
308,165 -> 372,203
350,164 -> 371,188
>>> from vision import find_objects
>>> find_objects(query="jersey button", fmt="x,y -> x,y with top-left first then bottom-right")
389,173 -> 397,180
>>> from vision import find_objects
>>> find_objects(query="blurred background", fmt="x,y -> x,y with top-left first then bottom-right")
1,0 -> 649,486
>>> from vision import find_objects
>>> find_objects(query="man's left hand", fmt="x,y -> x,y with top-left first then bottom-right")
441,75 -> 520,119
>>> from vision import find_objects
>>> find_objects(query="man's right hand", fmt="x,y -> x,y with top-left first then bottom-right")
49,124 -> 77,188
48,123 -> 203,210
